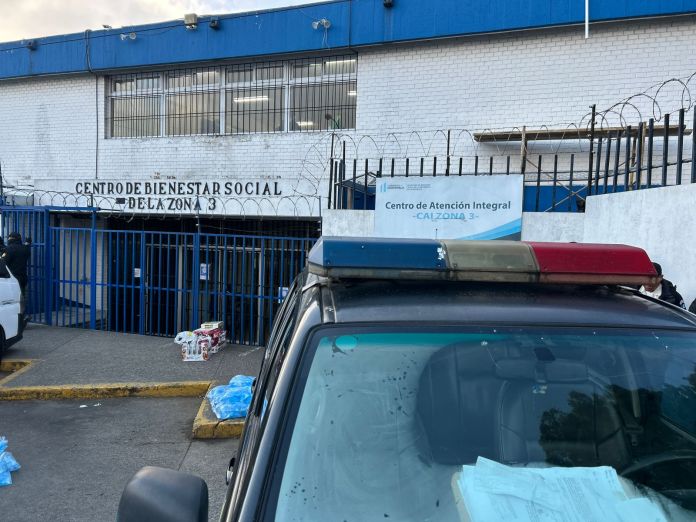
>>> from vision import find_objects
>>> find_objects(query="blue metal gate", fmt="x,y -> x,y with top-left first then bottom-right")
0,206 -> 48,323
1,207 -> 315,345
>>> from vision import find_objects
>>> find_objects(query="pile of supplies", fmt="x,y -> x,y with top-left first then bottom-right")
174,321 -> 227,362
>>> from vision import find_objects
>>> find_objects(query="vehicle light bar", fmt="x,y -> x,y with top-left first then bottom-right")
308,237 -> 659,286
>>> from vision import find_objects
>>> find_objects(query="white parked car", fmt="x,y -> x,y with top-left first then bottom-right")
0,259 -> 24,358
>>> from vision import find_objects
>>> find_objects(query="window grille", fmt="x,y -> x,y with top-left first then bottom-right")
289,56 -> 357,132
106,55 -> 357,138
225,61 -> 285,134
109,75 -> 162,138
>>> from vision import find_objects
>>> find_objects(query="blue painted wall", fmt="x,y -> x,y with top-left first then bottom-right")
2,0 -> 696,80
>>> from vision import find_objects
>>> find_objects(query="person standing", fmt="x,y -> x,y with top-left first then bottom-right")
639,262 -> 685,308
2,232 -> 31,317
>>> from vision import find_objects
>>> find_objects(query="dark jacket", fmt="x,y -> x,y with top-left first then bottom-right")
659,278 -> 685,308
2,239 -> 30,288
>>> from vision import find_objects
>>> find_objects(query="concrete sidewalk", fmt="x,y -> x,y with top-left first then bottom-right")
2,324 -> 264,388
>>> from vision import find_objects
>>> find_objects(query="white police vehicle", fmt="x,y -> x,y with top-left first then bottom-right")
118,238 -> 696,522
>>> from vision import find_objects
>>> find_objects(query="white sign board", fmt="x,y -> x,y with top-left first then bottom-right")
374,175 -> 523,240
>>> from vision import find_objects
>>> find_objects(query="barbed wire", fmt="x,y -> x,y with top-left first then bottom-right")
581,73 -> 696,131
1,188 -> 322,219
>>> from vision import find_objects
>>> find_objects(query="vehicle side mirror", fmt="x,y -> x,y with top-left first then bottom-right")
117,466 -> 208,522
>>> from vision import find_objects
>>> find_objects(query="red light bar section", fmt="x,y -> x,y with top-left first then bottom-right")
528,242 -> 659,285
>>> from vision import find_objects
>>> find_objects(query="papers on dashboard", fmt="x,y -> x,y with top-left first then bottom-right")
456,457 -> 668,522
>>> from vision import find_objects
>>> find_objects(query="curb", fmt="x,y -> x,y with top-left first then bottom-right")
0,381 -> 212,401
0,359 -> 36,386
192,392 -> 245,439
1,356 -> 245,438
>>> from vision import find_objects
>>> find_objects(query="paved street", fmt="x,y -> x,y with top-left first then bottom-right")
0,324 -> 265,521
0,398 -> 237,521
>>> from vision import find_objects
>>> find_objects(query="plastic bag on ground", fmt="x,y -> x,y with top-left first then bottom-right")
0,451 -> 20,473
0,436 -> 20,487
207,374 -> 255,420
228,375 -> 254,388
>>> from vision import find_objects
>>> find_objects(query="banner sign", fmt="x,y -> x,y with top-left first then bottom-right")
374,175 -> 523,240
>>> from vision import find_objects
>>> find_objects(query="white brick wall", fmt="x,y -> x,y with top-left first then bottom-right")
355,17 -> 696,155
0,74 -> 97,186
1,17 -> 696,216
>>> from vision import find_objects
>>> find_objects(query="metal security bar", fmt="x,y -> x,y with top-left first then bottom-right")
329,114 -> 695,213
165,68 -> 221,136
106,54 -> 357,138
196,234 -> 312,344
288,56 -> 357,132
329,153 -> 590,213
0,208 -> 315,345
108,74 -> 162,138
226,61 -> 285,133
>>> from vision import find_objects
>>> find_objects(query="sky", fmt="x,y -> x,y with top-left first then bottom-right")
0,0 -> 324,42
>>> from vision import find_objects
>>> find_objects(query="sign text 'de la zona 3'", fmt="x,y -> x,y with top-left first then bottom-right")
75,180 -> 283,211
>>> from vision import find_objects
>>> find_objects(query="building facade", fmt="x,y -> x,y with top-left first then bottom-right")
2,0 -> 696,340
2,1 -> 696,216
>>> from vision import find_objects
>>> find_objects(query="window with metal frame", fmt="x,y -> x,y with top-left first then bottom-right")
165,69 -> 221,136
289,56 -> 357,132
106,55 -> 358,138
226,62 -> 285,134
108,74 -> 162,138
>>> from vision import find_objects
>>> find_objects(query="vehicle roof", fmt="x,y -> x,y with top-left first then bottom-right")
317,280 -> 696,330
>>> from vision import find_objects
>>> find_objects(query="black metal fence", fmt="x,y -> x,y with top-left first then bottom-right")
329,108 -> 696,212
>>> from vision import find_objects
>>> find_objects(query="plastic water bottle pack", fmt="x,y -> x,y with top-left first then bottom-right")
207,375 -> 255,420
0,436 -> 20,486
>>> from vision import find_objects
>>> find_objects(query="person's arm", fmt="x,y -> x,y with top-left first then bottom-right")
664,280 -> 686,308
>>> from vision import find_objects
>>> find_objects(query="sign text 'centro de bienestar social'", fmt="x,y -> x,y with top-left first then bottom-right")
74,180 -> 283,212
374,175 -> 523,240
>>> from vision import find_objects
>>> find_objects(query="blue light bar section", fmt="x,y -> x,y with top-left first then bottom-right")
309,237 -> 447,270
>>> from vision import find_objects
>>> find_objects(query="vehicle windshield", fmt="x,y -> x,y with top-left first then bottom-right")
264,327 -> 696,521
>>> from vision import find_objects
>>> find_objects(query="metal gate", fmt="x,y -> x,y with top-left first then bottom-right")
0,206 -> 48,323
1,207 -> 315,345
